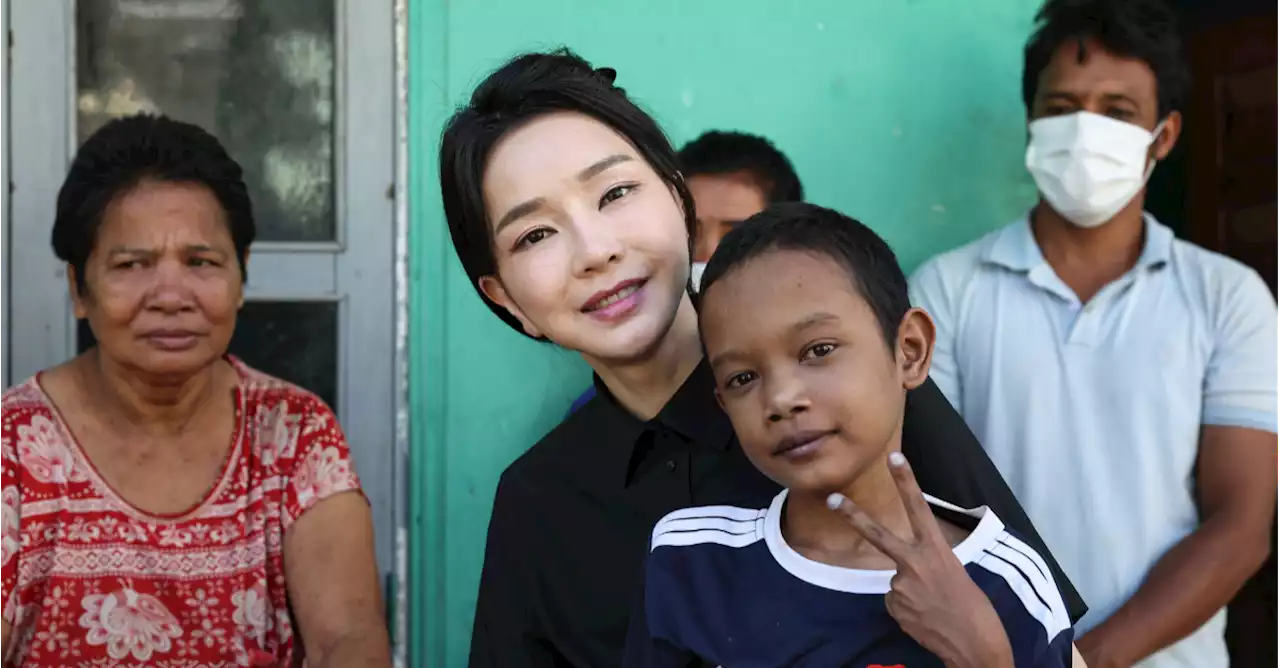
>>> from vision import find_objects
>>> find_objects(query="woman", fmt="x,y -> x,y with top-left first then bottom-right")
1,115 -> 390,668
441,50 -> 1086,668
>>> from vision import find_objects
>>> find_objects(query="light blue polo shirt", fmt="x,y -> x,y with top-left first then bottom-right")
909,214 -> 1276,668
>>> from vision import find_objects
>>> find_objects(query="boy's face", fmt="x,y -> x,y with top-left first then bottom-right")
701,249 -> 934,495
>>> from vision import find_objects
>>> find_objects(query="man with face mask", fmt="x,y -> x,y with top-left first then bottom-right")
909,1 -> 1277,668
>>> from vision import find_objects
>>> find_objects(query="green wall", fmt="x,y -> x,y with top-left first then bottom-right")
408,1 -> 1040,664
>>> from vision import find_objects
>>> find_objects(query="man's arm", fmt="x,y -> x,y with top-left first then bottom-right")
1078,266 -> 1277,667
468,473 -> 562,668
1076,425 -> 1276,666
285,491 -> 392,668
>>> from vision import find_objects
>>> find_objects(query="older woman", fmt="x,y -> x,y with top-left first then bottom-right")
1,115 -> 390,667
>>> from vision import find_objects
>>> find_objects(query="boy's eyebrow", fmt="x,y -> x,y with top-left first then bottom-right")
708,348 -> 743,372
788,312 -> 840,334
708,312 -> 840,370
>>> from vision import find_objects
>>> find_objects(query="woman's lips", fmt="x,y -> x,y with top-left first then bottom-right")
141,331 -> 201,351
582,279 -> 648,323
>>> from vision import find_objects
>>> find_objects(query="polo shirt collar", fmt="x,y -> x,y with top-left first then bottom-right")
982,211 -> 1174,273
591,357 -> 734,486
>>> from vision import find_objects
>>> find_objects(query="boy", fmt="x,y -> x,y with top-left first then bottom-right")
623,203 -> 1075,667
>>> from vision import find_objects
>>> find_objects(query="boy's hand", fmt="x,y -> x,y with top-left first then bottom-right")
827,452 -> 1014,668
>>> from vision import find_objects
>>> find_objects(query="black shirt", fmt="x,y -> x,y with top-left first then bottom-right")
468,361 -> 1085,668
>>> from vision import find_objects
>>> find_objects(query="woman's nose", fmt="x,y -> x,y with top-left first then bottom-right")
146,261 -> 196,312
572,216 -> 625,275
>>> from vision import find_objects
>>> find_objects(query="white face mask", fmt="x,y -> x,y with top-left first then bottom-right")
1025,111 -> 1165,229
690,262 -> 707,293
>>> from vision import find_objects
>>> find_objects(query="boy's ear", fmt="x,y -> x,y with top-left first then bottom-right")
896,308 -> 935,391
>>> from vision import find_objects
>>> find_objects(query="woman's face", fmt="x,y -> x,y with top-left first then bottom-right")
480,112 -> 691,363
73,180 -> 243,378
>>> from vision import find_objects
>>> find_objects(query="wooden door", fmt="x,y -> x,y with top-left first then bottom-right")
1184,10 -> 1277,667
1186,12 -> 1277,294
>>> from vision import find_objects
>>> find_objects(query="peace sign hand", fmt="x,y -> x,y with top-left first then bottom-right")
826,452 -> 1015,668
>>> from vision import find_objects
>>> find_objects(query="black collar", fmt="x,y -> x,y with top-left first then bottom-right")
588,358 -> 734,486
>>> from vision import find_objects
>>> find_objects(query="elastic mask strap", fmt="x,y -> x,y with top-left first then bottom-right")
1143,118 -> 1169,178
1150,118 -> 1168,145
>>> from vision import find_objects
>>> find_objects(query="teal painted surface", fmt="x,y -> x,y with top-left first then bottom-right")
408,1 -> 1041,664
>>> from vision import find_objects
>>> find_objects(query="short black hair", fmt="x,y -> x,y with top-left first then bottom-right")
678,131 -> 803,203
440,48 -> 697,339
1022,0 -> 1189,118
699,202 -> 909,350
53,113 -> 255,291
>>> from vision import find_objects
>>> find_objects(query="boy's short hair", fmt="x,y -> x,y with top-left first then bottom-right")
698,202 -> 909,350
678,131 -> 804,203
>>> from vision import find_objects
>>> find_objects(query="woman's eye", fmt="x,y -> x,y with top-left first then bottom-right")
725,371 -> 757,390
114,260 -> 140,270
516,228 -> 554,249
600,184 -> 636,206
802,343 -> 837,360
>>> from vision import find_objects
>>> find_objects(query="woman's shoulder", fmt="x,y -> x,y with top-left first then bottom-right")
230,358 -> 351,463
231,357 -> 334,416
2,378 -> 70,484
2,376 -> 58,431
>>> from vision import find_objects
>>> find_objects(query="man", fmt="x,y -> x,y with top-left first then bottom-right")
678,130 -> 805,265
910,1 -> 1277,667
567,130 -> 804,414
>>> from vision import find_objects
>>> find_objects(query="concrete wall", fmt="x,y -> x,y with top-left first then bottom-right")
406,1 -> 1041,663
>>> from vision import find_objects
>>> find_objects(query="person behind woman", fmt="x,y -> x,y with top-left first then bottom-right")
1,114 -> 391,668
440,50 -> 1084,668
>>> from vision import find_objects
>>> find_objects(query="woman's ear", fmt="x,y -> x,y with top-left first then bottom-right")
67,265 -> 88,320
896,308 -> 936,391
478,275 -> 543,338
239,248 -> 251,309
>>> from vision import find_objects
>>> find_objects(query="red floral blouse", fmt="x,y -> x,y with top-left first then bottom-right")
2,357 -> 363,667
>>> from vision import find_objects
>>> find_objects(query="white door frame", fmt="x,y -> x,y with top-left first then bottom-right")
3,0 -> 12,389
6,0 -> 402,598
